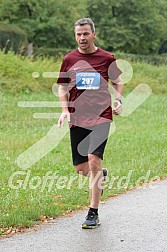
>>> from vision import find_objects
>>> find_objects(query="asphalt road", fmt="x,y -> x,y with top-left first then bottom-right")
0,179 -> 167,252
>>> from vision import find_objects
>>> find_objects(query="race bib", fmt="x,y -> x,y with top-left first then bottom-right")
76,72 -> 100,90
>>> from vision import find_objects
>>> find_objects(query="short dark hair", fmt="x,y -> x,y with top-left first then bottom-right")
74,18 -> 95,33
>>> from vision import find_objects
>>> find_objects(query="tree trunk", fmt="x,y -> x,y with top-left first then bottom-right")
27,43 -> 33,57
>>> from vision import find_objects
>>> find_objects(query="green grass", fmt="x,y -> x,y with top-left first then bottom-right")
0,51 -> 61,93
0,51 -> 167,233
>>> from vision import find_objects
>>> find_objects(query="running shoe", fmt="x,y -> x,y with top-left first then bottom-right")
103,168 -> 108,181
82,212 -> 100,229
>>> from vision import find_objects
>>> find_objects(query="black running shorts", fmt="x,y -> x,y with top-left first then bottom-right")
70,122 -> 110,166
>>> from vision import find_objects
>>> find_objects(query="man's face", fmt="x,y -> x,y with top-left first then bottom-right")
74,24 -> 96,51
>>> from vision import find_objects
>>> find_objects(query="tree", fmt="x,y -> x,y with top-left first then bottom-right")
87,0 -> 167,54
0,0 -> 88,49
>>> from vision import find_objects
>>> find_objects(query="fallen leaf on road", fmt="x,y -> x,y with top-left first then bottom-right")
6,227 -> 13,235
40,215 -> 47,222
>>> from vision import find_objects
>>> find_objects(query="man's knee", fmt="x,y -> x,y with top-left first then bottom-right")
75,166 -> 83,175
75,162 -> 89,176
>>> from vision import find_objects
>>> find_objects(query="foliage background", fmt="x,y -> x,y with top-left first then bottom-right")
0,0 -> 167,55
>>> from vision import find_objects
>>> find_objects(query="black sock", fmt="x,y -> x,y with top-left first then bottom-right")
89,207 -> 98,215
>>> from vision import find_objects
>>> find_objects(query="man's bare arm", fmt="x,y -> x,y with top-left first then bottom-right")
57,85 -> 70,127
112,78 -> 123,115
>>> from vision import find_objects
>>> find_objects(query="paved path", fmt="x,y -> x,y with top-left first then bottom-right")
0,180 -> 167,252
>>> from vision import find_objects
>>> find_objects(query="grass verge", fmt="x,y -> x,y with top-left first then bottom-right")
0,51 -> 167,235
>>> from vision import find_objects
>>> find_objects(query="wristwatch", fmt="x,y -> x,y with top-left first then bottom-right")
115,98 -> 122,104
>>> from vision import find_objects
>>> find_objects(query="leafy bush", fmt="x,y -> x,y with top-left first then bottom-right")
0,50 -> 61,93
115,52 -> 167,65
33,47 -> 73,60
0,50 -> 166,94
0,23 -> 28,54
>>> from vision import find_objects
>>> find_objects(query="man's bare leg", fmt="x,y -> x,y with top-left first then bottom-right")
81,155 -> 105,228
75,162 -> 92,202
75,159 -> 104,207
88,154 -> 103,209
75,162 -> 90,176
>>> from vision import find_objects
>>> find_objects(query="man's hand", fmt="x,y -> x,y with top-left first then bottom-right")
58,111 -> 70,127
113,99 -> 122,115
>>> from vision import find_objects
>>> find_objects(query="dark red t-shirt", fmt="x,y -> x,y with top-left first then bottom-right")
57,48 -> 120,128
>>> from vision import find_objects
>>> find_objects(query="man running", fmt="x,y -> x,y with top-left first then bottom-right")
57,18 -> 123,228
